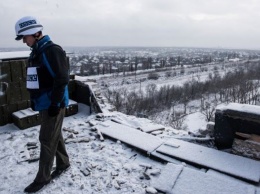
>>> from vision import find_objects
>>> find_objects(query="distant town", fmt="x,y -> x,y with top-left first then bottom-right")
1,46 -> 260,76
66,47 -> 260,76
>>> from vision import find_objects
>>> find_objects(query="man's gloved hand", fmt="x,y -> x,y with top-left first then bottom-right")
48,104 -> 60,117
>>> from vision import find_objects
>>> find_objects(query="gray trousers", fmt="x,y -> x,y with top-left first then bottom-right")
34,108 -> 69,183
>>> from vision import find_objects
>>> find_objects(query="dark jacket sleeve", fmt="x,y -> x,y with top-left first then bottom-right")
45,45 -> 69,105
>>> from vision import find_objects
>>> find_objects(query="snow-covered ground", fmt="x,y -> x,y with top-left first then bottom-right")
0,104 -> 165,194
0,102 -> 259,194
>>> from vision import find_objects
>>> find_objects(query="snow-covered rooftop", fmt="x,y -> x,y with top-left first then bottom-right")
0,103 -> 259,193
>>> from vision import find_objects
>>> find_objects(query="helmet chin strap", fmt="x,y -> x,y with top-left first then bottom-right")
30,34 -> 40,49
33,31 -> 42,40
33,35 -> 40,41
30,32 -> 43,49
30,41 -> 38,50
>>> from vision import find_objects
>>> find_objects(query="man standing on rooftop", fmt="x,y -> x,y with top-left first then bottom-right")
15,16 -> 70,193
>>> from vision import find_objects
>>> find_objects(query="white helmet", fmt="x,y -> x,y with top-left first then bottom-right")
15,16 -> 43,40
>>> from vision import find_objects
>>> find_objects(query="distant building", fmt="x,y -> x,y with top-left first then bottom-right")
229,58 -> 240,62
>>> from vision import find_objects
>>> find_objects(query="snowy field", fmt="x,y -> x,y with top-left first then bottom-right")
77,60 -> 240,91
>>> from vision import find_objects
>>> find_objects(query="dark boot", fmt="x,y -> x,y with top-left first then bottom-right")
24,180 -> 50,193
51,164 -> 70,179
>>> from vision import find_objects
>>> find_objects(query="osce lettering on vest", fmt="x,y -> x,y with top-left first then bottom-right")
19,20 -> 36,28
27,67 -> 39,89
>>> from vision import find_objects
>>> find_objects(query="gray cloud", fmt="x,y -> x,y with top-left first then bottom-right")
1,0 -> 260,49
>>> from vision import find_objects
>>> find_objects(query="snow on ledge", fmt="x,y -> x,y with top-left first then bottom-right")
0,51 -> 30,60
216,103 -> 260,116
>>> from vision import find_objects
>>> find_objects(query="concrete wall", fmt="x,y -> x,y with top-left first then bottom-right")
214,104 -> 260,149
0,59 -> 31,126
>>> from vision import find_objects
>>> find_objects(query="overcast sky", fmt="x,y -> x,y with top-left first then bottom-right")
1,0 -> 260,49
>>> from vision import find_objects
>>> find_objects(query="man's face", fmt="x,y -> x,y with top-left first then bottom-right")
22,35 -> 36,47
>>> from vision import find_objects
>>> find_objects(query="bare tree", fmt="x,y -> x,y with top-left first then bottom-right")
201,101 -> 216,122
169,112 -> 185,130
